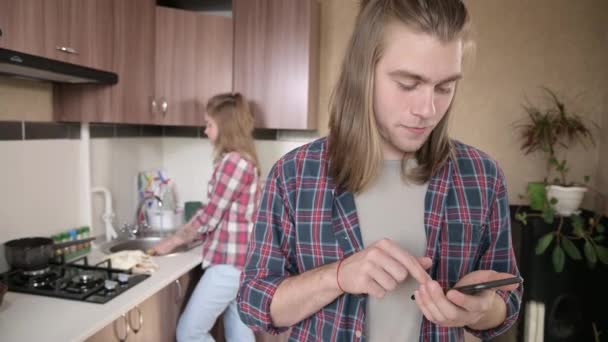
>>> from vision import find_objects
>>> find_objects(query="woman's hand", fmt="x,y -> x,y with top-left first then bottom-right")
149,235 -> 182,255
413,270 -> 519,328
148,220 -> 203,255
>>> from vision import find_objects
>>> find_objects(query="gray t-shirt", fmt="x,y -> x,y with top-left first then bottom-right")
354,159 -> 429,342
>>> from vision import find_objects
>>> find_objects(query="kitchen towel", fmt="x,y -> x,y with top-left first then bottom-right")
103,250 -> 159,274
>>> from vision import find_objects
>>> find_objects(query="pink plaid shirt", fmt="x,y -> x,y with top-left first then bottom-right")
193,152 -> 259,269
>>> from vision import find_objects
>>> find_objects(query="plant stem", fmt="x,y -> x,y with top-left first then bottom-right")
556,216 -> 564,234
592,322 -> 601,342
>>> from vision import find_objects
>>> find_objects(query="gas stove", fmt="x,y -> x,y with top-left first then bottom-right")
0,256 -> 149,304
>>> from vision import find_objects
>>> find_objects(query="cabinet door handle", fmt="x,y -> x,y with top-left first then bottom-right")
56,46 -> 79,55
128,306 -> 144,334
174,279 -> 183,305
113,313 -> 130,342
160,97 -> 168,116
151,98 -> 158,113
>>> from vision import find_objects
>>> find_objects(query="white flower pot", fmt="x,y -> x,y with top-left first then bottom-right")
545,185 -> 587,217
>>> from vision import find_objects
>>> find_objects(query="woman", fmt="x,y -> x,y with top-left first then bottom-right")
153,93 -> 260,342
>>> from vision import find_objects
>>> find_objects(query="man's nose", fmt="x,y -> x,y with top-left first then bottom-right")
410,88 -> 436,119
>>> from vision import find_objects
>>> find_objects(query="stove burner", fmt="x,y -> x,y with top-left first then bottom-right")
31,277 -> 52,288
72,273 -> 99,285
23,267 -> 51,277
0,257 -> 149,304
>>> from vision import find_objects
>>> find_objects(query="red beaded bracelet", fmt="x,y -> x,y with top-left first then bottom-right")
336,258 -> 346,293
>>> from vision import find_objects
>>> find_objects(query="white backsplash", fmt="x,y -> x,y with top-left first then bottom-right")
0,134 -> 314,272
162,137 -> 313,205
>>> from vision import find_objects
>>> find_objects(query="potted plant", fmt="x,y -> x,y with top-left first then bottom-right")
514,87 -> 606,273
516,87 -> 597,216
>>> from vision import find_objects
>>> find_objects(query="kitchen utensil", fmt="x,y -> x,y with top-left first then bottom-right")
4,237 -> 96,270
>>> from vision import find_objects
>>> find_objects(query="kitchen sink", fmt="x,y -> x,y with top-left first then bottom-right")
100,237 -> 193,256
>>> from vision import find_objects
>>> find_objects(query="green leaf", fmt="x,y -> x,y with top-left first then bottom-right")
536,233 -> 554,255
550,197 -> 559,205
549,157 -> 559,166
594,235 -> 605,242
552,245 -> 565,273
561,238 -> 582,260
542,209 -> 555,224
553,178 -> 561,184
572,216 -> 584,236
584,175 -> 591,183
527,185 -> 546,211
515,212 -> 528,225
597,224 -> 605,233
584,240 -> 597,265
595,245 -> 608,265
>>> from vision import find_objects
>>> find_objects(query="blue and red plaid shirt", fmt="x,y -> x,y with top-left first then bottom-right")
238,137 -> 522,341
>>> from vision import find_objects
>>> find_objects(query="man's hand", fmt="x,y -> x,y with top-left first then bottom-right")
413,270 -> 519,328
337,239 -> 432,299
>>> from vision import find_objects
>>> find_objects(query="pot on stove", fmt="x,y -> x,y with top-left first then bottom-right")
4,237 -> 96,270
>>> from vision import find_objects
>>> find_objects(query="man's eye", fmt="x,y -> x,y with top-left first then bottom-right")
397,82 -> 417,91
436,86 -> 453,94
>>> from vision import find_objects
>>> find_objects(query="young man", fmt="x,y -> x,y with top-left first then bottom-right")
238,0 -> 522,341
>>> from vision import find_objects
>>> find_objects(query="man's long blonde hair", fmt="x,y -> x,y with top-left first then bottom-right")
328,0 -> 472,193
207,93 -> 260,176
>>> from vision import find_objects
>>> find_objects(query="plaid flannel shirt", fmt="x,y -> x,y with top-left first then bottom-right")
237,137 -> 522,341
193,152 -> 259,269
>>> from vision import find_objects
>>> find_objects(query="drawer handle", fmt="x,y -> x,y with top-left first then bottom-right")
56,46 -> 79,55
113,313 -> 130,342
175,278 -> 183,305
128,306 -> 143,334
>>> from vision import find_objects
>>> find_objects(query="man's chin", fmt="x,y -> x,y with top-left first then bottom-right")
393,138 -> 427,154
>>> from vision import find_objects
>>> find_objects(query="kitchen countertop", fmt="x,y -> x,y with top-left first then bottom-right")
0,241 -> 203,342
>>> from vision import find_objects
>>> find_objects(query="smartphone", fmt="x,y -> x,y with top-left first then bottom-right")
410,276 -> 522,300
449,276 -> 523,295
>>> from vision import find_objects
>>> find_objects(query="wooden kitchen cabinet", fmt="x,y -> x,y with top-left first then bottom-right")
86,268 -> 200,342
0,0 -> 114,71
233,0 -> 320,130
155,7 -> 233,126
55,0 -> 157,124
0,0 -> 59,58
55,4 -> 232,126
60,0 -> 115,71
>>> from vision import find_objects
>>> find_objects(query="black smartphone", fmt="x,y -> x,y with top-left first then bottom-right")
410,276 -> 523,300
449,276 -> 523,295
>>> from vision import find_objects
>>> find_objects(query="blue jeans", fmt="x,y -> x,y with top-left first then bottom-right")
176,264 -> 255,342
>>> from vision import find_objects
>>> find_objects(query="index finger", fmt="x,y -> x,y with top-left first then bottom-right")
375,239 -> 432,284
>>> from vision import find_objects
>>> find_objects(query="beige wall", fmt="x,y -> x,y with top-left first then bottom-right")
0,76 -> 53,121
454,0 -> 608,207
316,0 -> 608,208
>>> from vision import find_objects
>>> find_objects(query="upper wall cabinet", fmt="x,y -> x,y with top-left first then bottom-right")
233,0 -> 320,130
54,0 -> 157,124
155,7 -> 233,126
0,0 -> 114,71
55,3 -> 233,126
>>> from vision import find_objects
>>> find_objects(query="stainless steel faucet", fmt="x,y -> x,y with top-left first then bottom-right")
121,195 -> 164,238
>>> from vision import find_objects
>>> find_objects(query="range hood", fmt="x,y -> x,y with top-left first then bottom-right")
157,0 -> 232,11
0,48 -> 118,85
